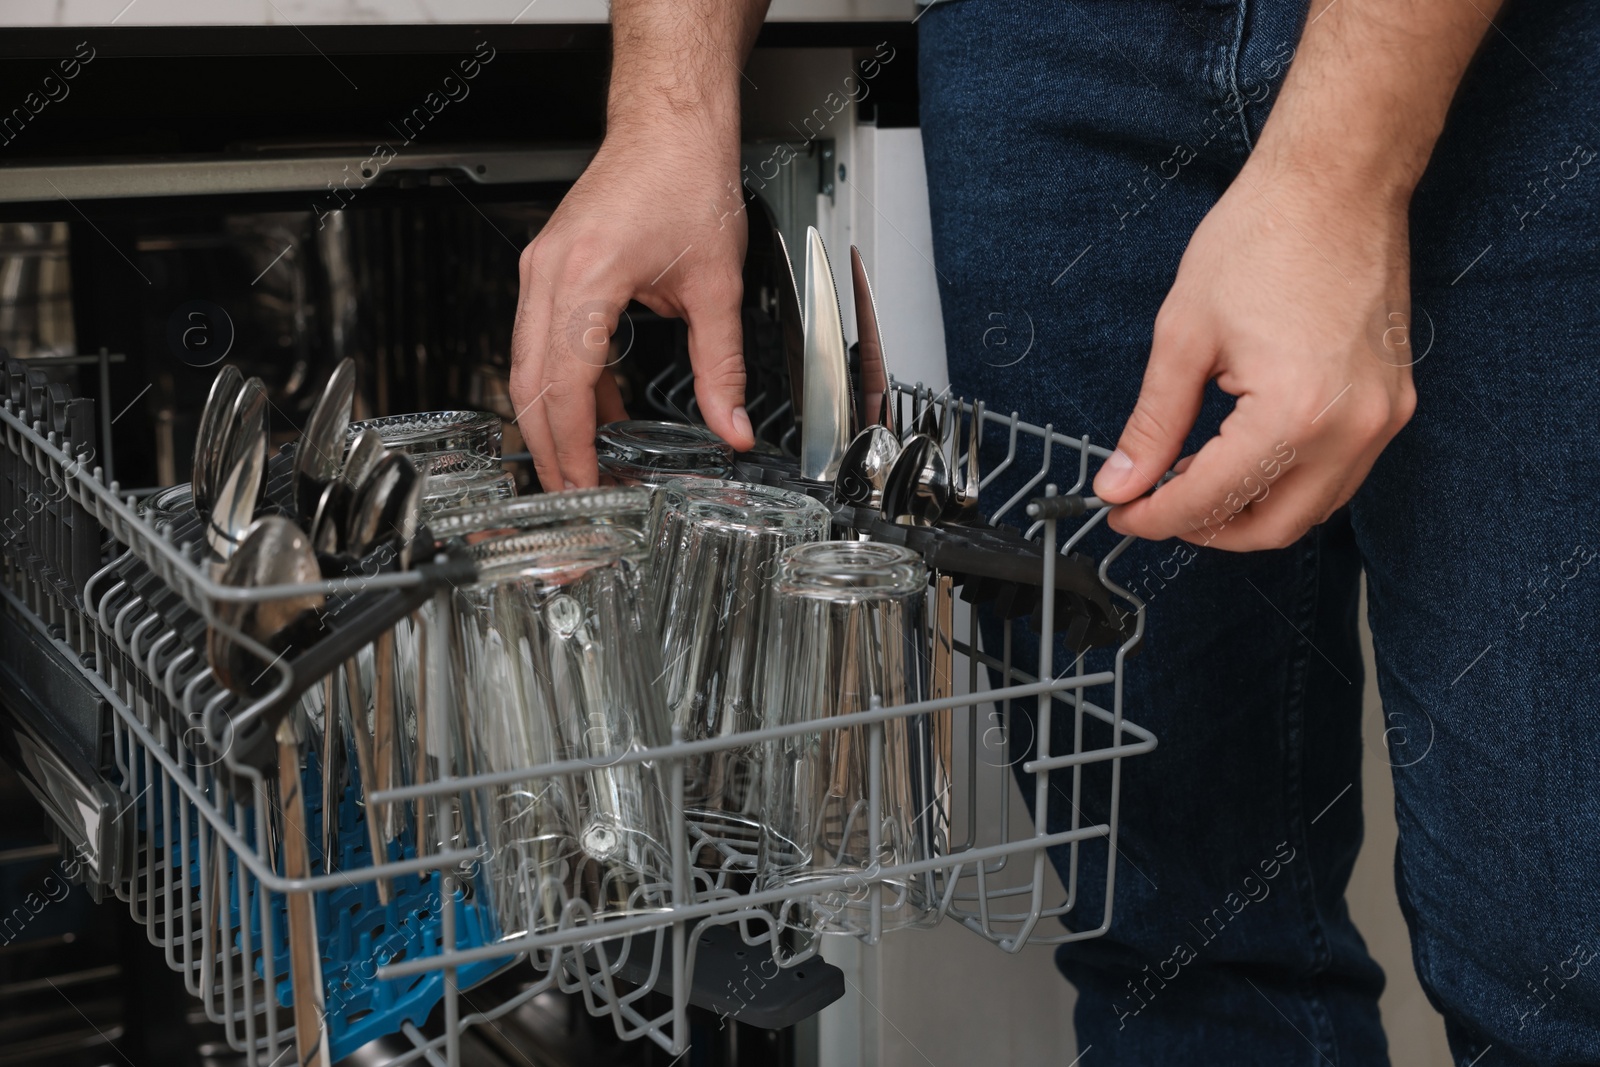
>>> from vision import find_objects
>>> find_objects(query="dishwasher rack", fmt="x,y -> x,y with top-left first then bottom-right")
0,370 -> 1157,1064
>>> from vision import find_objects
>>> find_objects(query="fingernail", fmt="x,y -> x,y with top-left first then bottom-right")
731,405 -> 753,443
563,479 -> 577,491
1094,449 -> 1135,498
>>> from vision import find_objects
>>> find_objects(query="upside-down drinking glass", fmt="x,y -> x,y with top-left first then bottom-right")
649,480 -> 830,828
595,420 -> 735,489
427,525 -> 674,939
756,541 -> 945,937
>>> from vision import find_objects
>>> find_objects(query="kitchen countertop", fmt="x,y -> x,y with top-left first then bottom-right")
0,0 -> 917,27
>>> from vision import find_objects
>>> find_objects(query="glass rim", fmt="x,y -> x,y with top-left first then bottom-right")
348,410 -> 502,452
429,485 -> 654,540
657,478 -> 831,536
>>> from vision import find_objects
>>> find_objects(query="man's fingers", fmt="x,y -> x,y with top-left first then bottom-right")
1105,412 -> 1299,542
682,280 -> 754,450
596,370 -> 628,426
1168,461 -> 1354,551
1094,311 -> 1214,503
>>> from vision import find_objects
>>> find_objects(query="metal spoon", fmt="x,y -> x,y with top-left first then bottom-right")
294,357 -> 355,528
344,451 -> 423,901
881,434 -> 949,527
205,378 -> 268,561
950,399 -> 982,521
835,425 -> 901,510
206,515 -> 324,696
834,246 -> 902,509
193,364 -> 243,516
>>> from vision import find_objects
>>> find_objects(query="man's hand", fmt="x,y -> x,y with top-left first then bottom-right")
1094,157 -> 1415,549
511,0 -> 767,490
1093,0 -> 1502,548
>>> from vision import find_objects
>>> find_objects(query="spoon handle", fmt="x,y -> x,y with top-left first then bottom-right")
345,653 -> 391,904
320,674 -> 341,873
277,714 -> 331,1067
374,629 -> 397,846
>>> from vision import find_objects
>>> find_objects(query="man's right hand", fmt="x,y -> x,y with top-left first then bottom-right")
510,0 -> 768,491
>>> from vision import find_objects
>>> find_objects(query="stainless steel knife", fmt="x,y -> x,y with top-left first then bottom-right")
773,229 -> 807,427
800,226 -> 853,482
850,245 -> 894,435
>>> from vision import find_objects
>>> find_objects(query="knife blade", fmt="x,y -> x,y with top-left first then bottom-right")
850,245 -> 893,435
773,228 -> 807,427
800,226 -> 853,482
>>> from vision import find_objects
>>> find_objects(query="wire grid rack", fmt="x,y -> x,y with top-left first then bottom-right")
0,376 -> 1156,1063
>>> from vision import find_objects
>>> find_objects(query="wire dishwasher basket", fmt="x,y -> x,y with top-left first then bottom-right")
0,369 -> 1156,1064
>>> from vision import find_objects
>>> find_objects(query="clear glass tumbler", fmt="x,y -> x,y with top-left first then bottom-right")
596,420 -> 734,489
756,541 -> 944,937
431,525 -> 674,939
649,480 -> 830,830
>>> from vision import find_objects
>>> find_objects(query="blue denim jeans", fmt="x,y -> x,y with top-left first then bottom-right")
918,1 -> 1600,1063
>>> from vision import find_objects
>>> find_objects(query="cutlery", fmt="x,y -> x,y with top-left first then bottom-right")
192,364 -> 242,516
772,229 -> 807,430
294,357 -> 355,528
343,450 -> 423,901
205,378 -> 268,561
835,249 -> 902,510
799,227 -> 853,482
950,399 -> 982,521
849,246 -> 891,434
881,434 -> 948,527
277,711 -> 331,1067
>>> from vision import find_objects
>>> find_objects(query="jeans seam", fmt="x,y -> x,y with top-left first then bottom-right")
1224,0 -> 1254,152
1281,530 -> 1341,1062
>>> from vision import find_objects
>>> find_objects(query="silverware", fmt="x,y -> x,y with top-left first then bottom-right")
294,357 -> 356,527
343,427 -> 388,496
799,227 -> 853,482
881,434 -> 949,527
205,378 -> 269,561
773,229 -> 807,428
277,712 -> 331,1067
347,452 -> 421,558
835,249 -> 903,509
343,451 -> 423,901
950,400 -> 981,521
192,364 -> 243,516
849,246 -> 892,434
206,516 -> 325,695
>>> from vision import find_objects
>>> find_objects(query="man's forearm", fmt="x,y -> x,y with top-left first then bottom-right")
1255,0 -> 1504,203
606,0 -> 771,145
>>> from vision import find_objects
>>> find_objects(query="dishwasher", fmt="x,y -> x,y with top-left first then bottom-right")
0,8 -> 1155,1065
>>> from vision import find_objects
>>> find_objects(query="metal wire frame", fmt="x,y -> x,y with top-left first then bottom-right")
0,378 -> 1158,1062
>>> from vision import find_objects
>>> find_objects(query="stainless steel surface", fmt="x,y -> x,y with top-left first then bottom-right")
834,425 -> 900,510
799,227 -> 852,482
205,377 -> 269,560
849,246 -> 891,434
774,230 -> 807,425
880,433 -> 948,527
294,358 -> 356,528
342,428 -> 388,501
206,517 -> 324,695
192,365 -> 242,517
277,713 -> 332,1067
